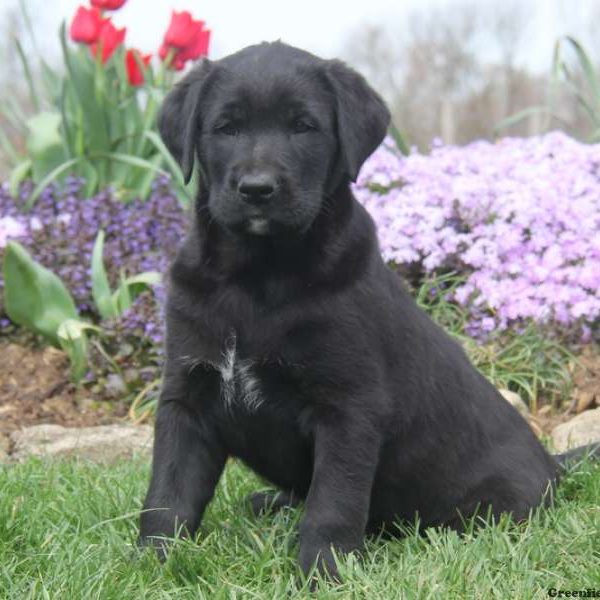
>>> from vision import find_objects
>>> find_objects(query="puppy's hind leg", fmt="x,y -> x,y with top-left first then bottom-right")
247,490 -> 301,517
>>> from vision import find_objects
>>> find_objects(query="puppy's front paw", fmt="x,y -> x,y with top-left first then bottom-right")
137,534 -> 171,562
299,543 -> 342,587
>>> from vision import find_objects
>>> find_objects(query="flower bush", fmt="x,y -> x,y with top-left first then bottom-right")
1,2 -> 210,206
354,131 -> 600,339
0,176 -> 186,350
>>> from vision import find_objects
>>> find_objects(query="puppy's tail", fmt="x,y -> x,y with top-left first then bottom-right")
553,443 -> 600,472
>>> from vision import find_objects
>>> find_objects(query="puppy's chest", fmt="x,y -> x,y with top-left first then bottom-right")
182,329 -> 297,413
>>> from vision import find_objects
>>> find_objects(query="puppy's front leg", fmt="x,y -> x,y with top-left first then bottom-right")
299,414 -> 381,581
139,369 -> 226,554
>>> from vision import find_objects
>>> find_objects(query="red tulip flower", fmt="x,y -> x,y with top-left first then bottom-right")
91,20 -> 126,63
91,0 -> 127,9
161,10 -> 210,70
164,11 -> 201,49
70,6 -> 106,44
125,49 -> 151,86
178,29 -> 210,62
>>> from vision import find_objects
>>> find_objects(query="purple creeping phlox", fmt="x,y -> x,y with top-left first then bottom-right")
0,176 -> 187,351
353,131 -> 600,340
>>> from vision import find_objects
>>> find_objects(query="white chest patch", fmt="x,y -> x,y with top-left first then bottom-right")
181,332 -> 262,411
220,332 -> 263,411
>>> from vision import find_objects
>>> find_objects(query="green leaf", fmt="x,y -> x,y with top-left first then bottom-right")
389,121 -> 410,156
127,153 -> 162,201
40,60 -> 62,103
563,36 -> 600,108
25,111 -> 68,182
123,271 -> 162,293
493,106 -> 549,136
144,130 -> 183,184
92,151 -> 170,176
77,159 -> 99,198
112,270 -> 133,315
26,112 -> 64,153
60,26 -> 111,155
111,270 -> 161,316
91,230 -> 118,320
57,319 -> 102,383
144,130 -> 193,205
9,159 -> 32,197
24,157 -> 83,211
3,241 -> 79,346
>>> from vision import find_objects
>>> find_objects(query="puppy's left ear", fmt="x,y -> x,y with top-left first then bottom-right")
324,60 -> 391,181
158,59 -> 213,184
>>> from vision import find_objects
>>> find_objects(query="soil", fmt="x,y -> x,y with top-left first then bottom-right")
0,341 -> 129,456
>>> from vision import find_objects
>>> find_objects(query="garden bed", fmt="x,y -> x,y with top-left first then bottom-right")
0,340 -> 129,457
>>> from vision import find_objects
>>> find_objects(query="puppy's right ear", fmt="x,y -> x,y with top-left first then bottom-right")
324,60 -> 390,182
158,59 -> 213,184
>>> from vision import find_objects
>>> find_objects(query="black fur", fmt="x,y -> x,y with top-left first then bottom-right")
140,41 -> 596,580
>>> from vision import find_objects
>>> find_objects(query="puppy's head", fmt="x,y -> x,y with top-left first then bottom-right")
159,41 -> 390,236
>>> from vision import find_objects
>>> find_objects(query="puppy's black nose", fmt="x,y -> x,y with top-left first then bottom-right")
238,173 -> 276,204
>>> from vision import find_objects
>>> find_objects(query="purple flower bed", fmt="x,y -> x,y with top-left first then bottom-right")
0,176 -> 189,350
354,131 -> 600,340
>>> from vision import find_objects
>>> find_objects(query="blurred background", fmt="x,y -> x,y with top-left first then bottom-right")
1,0 -> 600,160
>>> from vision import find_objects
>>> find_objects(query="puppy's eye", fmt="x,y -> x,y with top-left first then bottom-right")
291,118 -> 316,134
215,122 -> 239,136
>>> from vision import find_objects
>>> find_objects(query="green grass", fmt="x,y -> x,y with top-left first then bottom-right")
1,457 -> 599,599
415,272 -> 574,412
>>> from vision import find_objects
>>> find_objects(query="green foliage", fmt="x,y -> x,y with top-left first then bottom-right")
3,240 -> 79,345
112,271 -> 162,316
57,319 -> 102,382
1,18 -> 192,207
461,327 -> 573,414
389,121 -> 411,155
91,230 -> 118,320
415,272 -> 573,411
497,36 -> 600,141
552,36 -> 600,141
91,230 -> 161,320
2,236 -> 160,382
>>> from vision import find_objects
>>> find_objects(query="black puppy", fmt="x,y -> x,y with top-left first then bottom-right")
139,41 -> 597,579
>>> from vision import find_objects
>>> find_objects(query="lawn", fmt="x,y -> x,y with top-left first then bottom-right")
1,456 -> 599,599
